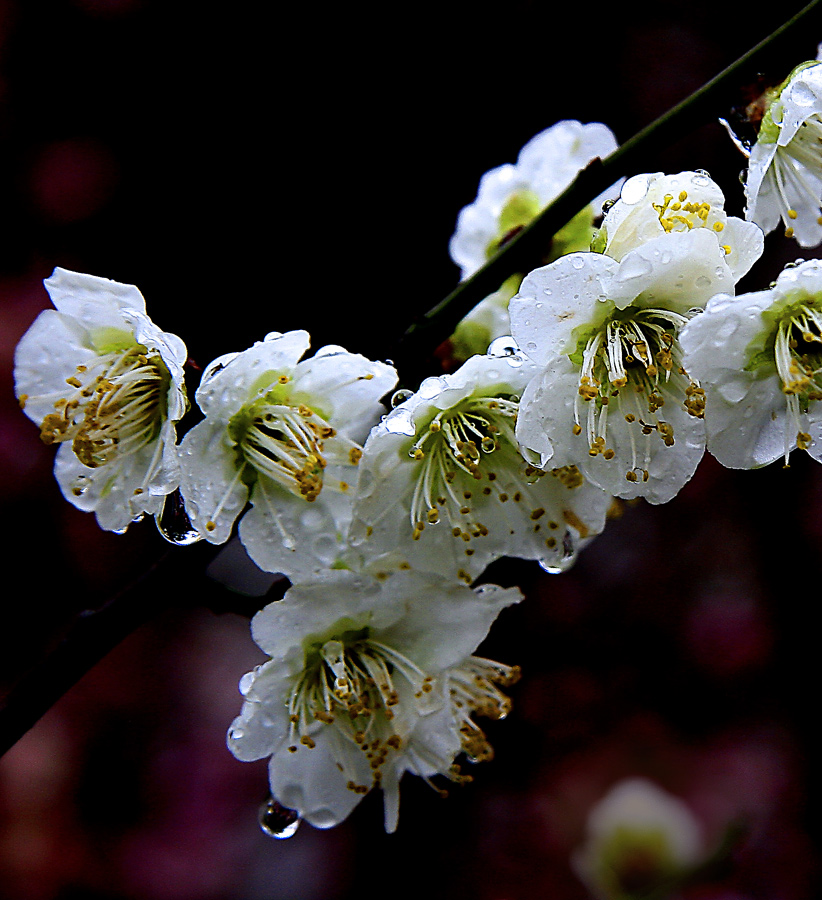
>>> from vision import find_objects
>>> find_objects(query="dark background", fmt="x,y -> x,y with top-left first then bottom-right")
2,1 -> 822,898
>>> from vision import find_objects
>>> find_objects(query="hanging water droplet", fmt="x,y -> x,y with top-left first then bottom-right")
601,198 -> 616,214
157,489 -> 202,546
391,388 -> 414,408
259,796 -> 301,839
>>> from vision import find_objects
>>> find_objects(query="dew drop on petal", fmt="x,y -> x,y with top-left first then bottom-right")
384,411 -> 416,436
157,489 -> 202,545
239,672 -> 256,696
789,82 -> 817,107
418,376 -> 446,399
71,474 -> 91,497
619,254 -> 653,280
313,344 -> 348,358
488,336 -> 517,357
259,797 -> 301,839
619,173 -> 650,205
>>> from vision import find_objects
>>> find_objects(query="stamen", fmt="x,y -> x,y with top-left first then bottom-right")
38,345 -> 169,469
572,308 -> 691,464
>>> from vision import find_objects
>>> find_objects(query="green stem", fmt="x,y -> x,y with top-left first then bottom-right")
394,0 -> 822,374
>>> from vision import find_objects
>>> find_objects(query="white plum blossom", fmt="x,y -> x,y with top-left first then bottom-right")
446,121 -> 621,362
227,569 -> 522,832
744,61 -> 822,247
510,232 -> 738,503
572,778 -> 705,900
450,120 -> 620,280
598,170 -> 764,281
178,331 -> 396,580
14,267 -> 188,532
510,170 -> 764,503
349,352 -> 611,583
681,258 -> 822,467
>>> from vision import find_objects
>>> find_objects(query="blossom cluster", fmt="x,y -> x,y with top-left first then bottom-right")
14,50 -> 822,846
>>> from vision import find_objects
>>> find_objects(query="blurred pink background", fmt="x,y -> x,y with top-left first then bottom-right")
1,1 -> 821,897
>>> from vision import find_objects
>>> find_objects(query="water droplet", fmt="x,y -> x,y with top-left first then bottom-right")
481,436 -> 497,453
418,376 -> 445,399
487,336 -> 520,357
157,489 -> 202,545
391,388 -> 414,408
239,672 -> 256,696
619,254 -> 653,280
789,81 -> 817,107
571,255 -> 585,270
691,169 -> 712,186
71,474 -> 91,497
620,173 -> 650,205
259,797 -> 301,839
601,198 -> 616,214
695,275 -> 712,290
384,411 -> 416,436
313,344 -> 348,358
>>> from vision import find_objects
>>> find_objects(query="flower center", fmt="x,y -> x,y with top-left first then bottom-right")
485,189 -> 542,259
574,308 -> 704,483
653,189 -> 731,253
286,631 -> 437,794
407,396 -> 518,534
232,398 -> 337,502
37,345 -> 169,469
774,303 -> 822,452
